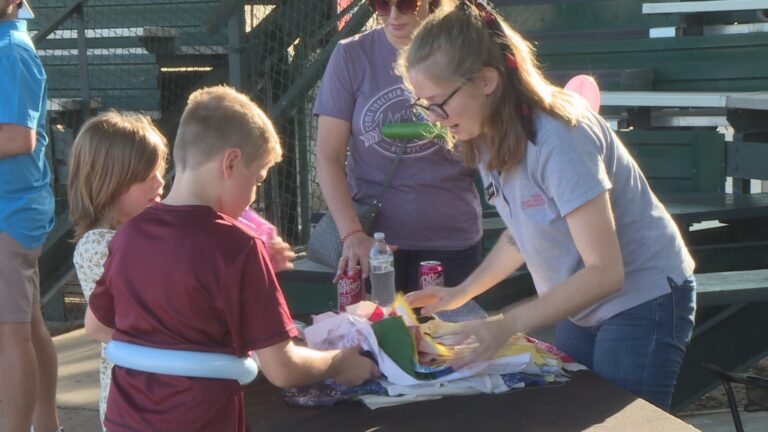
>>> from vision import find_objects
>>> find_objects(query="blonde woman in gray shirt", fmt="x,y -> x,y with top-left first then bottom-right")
403,1 -> 695,410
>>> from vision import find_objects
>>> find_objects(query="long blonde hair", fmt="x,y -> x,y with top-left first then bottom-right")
68,111 -> 168,240
398,1 -> 589,172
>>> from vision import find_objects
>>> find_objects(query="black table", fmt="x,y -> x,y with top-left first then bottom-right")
244,371 -> 697,431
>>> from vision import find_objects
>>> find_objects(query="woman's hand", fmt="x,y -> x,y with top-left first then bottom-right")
335,232 -> 373,282
449,315 -> 516,370
334,232 -> 399,281
405,285 -> 472,315
268,235 -> 296,272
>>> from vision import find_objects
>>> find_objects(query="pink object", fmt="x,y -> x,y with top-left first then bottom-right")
564,75 -> 601,113
418,261 -> 444,291
337,267 -> 363,311
238,208 -> 277,244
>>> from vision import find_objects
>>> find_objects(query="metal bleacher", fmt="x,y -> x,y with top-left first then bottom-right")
31,0 -> 226,118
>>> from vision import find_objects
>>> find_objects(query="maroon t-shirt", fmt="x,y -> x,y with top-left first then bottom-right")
89,203 -> 298,432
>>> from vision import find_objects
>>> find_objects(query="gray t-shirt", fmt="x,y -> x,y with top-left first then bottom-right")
313,28 -> 481,250
478,110 -> 694,326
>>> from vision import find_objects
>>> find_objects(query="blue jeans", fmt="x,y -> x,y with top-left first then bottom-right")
555,276 -> 696,410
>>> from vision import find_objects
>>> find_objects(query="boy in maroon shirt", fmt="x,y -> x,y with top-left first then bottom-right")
84,86 -> 380,432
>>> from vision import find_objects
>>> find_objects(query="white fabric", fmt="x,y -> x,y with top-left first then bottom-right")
361,376 -> 521,409
304,313 -> 543,386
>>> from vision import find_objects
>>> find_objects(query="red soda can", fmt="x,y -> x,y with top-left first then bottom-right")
418,261 -> 444,290
337,266 -> 363,311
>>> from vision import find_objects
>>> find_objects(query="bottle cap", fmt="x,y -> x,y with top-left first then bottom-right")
373,232 -> 385,240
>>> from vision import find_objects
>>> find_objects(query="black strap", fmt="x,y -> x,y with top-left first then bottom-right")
368,139 -> 408,211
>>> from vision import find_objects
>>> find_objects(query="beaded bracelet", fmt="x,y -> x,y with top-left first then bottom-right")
341,229 -> 364,244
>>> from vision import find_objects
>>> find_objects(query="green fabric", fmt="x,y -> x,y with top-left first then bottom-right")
371,316 -> 416,377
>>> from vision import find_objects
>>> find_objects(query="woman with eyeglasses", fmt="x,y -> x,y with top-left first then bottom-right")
401,1 -> 696,410
314,0 -> 484,296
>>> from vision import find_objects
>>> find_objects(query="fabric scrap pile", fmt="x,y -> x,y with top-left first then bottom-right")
282,295 -> 585,409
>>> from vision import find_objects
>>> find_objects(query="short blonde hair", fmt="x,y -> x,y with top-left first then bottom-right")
173,85 -> 282,170
68,111 -> 168,240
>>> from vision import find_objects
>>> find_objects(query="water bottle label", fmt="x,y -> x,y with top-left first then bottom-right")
370,257 -> 393,273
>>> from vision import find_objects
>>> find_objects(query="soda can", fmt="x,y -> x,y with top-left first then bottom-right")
337,266 -> 363,311
418,261 -> 444,290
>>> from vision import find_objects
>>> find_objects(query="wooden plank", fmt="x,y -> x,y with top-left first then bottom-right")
643,0 -> 768,15
498,0 -> 677,36
48,88 -> 161,112
45,64 -> 160,90
29,1 -> 219,32
695,269 -> 768,307
538,33 -> 768,93
601,91 -> 768,110
39,52 -> 157,66
619,130 -> 725,193
660,192 -> 768,225
727,140 -> 768,181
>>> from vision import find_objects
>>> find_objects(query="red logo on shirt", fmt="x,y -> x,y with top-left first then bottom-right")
521,193 -> 545,209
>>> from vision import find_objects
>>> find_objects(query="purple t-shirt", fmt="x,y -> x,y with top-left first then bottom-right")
313,28 -> 481,250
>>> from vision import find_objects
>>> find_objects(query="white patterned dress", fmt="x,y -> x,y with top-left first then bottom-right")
73,228 -> 116,431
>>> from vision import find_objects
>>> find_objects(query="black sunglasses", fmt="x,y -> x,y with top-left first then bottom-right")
412,82 -> 465,120
366,0 -> 422,16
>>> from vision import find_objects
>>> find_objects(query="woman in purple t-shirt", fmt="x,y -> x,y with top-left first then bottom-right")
314,0 -> 483,291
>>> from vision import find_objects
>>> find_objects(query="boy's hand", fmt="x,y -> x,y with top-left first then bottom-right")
330,346 -> 381,387
268,235 -> 295,272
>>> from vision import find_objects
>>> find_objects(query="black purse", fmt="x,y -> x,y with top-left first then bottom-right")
307,141 -> 407,268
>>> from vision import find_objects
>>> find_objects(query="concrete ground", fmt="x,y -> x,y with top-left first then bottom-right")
680,410 -> 768,432
1,328 -> 767,432
0,328 -> 102,431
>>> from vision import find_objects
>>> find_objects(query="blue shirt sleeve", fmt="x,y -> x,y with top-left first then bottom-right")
0,46 -> 45,129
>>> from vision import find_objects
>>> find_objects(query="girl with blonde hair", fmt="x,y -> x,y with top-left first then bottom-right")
68,111 -> 168,430
403,1 -> 695,410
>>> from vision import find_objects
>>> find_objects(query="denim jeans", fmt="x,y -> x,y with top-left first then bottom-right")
555,276 -> 696,410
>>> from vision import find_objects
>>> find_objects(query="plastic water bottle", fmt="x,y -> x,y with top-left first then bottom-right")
369,232 -> 395,307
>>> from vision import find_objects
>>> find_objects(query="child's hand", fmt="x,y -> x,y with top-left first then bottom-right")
269,235 -> 295,272
331,346 -> 381,387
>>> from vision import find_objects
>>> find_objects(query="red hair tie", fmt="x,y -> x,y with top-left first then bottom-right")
480,9 -> 494,24
520,104 -> 530,118
505,53 -> 518,69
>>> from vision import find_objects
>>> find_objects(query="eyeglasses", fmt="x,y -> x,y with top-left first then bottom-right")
412,83 -> 465,121
366,0 -> 421,17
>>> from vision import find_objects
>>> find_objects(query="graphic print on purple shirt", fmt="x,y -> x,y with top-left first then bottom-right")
313,28 -> 482,250
359,85 -> 440,157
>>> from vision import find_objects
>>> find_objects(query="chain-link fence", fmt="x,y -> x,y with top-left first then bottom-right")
29,0 -> 375,250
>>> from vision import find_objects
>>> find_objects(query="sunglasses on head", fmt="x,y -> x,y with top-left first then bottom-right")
366,0 -> 422,16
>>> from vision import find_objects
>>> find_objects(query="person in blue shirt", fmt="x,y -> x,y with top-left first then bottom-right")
0,1 -> 61,431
